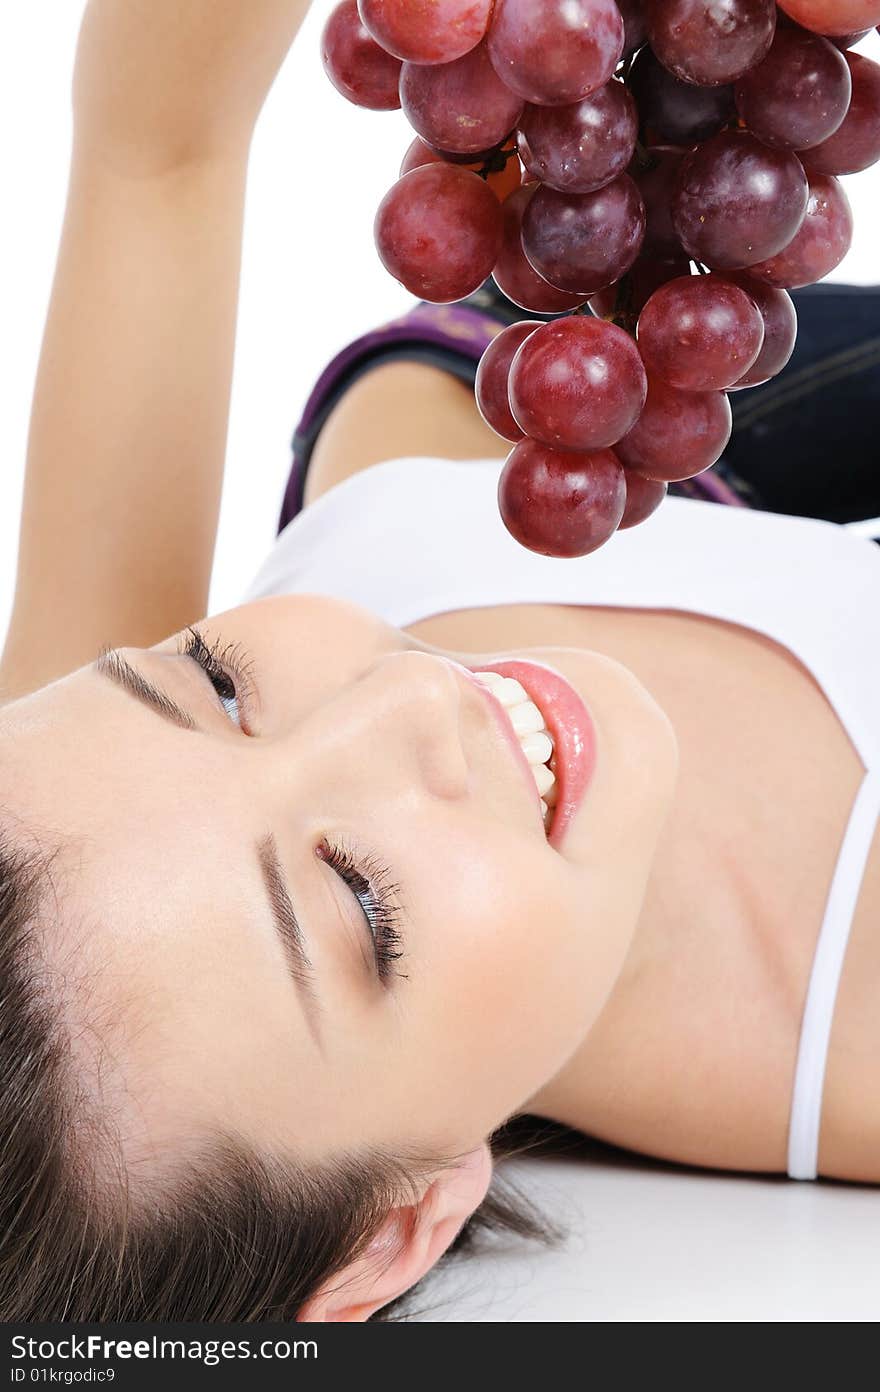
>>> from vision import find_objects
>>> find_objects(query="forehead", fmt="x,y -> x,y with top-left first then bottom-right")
0,670 -> 320,1168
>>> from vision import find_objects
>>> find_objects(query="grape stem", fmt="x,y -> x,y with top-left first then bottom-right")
632,140 -> 658,171
475,143 -> 518,180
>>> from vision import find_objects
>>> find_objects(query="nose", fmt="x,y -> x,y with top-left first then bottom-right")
365,650 -> 470,801
264,649 -> 471,807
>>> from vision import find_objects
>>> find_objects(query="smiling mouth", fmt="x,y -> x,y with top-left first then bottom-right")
464,658 -> 598,849
469,670 -> 557,834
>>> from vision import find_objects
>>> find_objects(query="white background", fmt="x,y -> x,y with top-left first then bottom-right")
0,4 -> 878,641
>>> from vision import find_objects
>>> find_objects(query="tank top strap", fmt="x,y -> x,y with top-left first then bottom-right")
787,766 -> 880,1179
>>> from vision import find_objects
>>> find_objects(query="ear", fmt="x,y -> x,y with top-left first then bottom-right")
297,1143 -> 493,1323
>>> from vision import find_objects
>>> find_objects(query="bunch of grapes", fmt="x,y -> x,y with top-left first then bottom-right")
322,0 -> 880,557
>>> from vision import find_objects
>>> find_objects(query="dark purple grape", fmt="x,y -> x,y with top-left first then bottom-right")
746,173 -> 853,288
358,0 -> 493,64
498,441 -> 627,557
803,52 -> 880,174
521,175 -> 646,294
672,131 -> 809,269
487,0 -> 625,106
637,274 -> 765,391
620,470 -> 668,528
321,0 -> 403,110
400,41 -> 524,155
645,0 -> 776,86
630,146 -> 686,260
627,47 -> 737,145
492,186 -> 588,312
725,273 -> 798,387
618,0 -> 649,56
517,81 -> 638,194
615,376 -> 733,481
734,27 -> 851,150
475,321 -> 542,441
588,255 -> 692,331
508,317 -> 648,450
375,164 -> 503,303
776,2 -> 880,37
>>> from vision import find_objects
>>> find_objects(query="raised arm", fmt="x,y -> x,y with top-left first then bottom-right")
0,0 -> 313,699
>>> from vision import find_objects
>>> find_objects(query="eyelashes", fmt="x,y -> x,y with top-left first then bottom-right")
176,625 -> 257,730
317,837 -> 407,984
178,623 -> 408,985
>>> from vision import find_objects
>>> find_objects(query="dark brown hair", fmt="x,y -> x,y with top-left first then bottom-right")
0,830 -> 565,1322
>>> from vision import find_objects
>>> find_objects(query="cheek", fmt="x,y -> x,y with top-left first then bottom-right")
406,833 -> 609,1114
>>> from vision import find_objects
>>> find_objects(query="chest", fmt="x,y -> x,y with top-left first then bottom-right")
407,602 -> 872,1174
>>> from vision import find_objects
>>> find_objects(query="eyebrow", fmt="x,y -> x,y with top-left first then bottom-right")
94,646 -> 200,731
92,647 -> 324,1049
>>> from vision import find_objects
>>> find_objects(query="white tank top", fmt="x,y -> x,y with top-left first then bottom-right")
242,456 -> 880,1181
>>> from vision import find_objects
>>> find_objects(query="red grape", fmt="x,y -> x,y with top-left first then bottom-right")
627,47 -> 737,145
803,52 -> 880,174
517,81 -> 638,194
475,321 -> 542,442
492,186 -> 589,313
357,0 -> 492,64
637,274 -> 765,391
508,317 -> 648,450
725,274 -> 799,387
521,175 -> 646,294
630,146 -> 686,261
375,164 -> 503,303
400,42 -> 524,156
322,1 -> 403,110
318,0 -> 874,556
620,470 -> 668,529
498,441 -> 627,557
589,255 -> 692,330
618,0 -> 649,57
776,2 -> 880,37
400,137 -> 522,201
645,0 -> 776,86
487,0 -> 624,106
672,131 -> 809,269
615,377 -> 733,481
746,173 -> 853,288
828,29 -> 872,46
734,27 -> 851,150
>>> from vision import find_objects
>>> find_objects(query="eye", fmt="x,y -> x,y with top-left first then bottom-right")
176,626 -> 257,731
316,838 -> 407,984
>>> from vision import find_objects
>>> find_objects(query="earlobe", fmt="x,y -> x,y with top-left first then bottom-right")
297,1143 -> 493,1323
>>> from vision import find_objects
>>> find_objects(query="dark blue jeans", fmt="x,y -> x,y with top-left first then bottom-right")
725,283 -> 880,525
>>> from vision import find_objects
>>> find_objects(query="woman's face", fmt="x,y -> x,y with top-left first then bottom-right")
0,595 -> 677,1176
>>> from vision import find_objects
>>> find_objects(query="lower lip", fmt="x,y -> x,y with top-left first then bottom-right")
472,658 -> 597,850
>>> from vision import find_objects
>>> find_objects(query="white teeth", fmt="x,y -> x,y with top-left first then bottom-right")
531,762 -> 556,797
520,730 -> 554,766
474,671 -> 529,708
473,670 -> 558,828
509,701 -> 545,736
